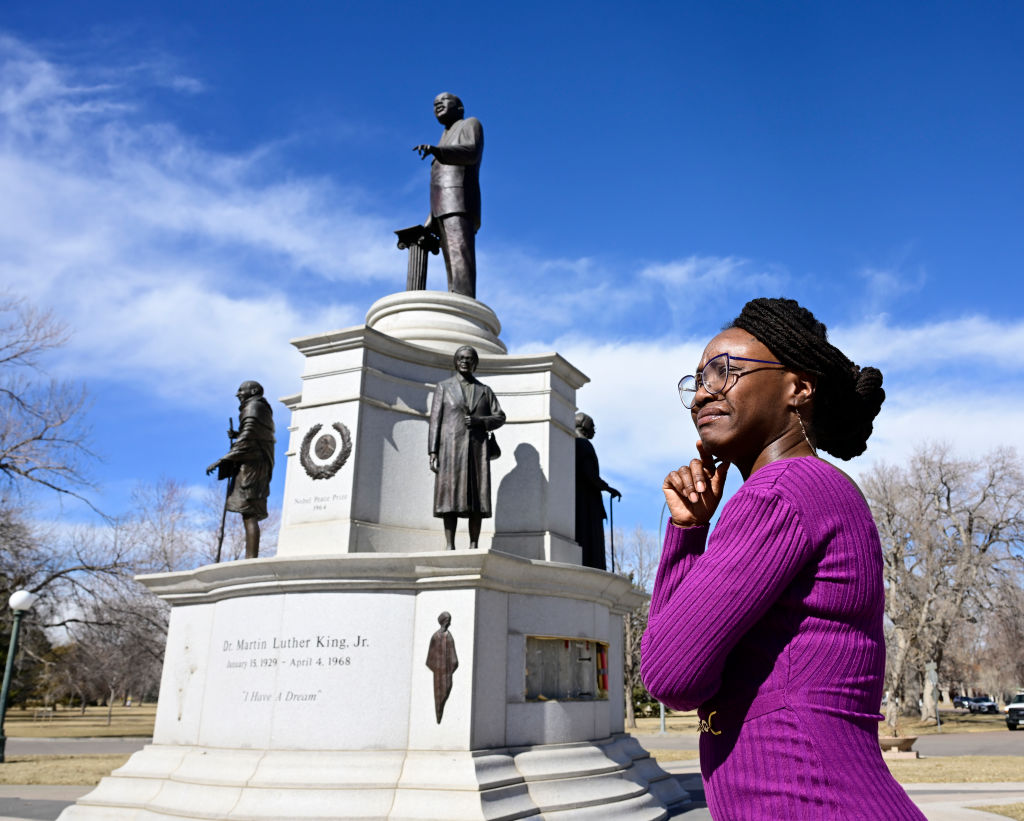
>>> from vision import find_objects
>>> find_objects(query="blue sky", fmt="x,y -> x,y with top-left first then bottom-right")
2,2 -> 1023,538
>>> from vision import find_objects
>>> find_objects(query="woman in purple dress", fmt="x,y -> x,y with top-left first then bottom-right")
641,298 -> 924,820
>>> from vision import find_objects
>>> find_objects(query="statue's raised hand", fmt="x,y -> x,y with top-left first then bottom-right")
413,144 -> 435,160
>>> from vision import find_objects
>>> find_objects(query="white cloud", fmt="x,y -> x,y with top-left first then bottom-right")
58,276 -> 360,402
833,315 -> 1024,373
0,34 -> 396,400
856,388 -> 1024,474
526,314 -> 1024,528
635,255 -> 790,334
856,263 -> 926,315
640,255 -> 747,287
5,33 -> 1022,532
484,252 -> 785,344
527,335 -> 707,489
641,255 -> 787,296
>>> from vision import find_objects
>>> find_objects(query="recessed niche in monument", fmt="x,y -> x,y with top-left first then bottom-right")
525,636 -> 609,701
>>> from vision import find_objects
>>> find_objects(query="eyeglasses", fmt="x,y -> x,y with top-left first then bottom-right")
678,353 -> 783,408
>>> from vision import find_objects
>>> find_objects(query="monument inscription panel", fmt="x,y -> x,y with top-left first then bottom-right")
195,592 -> 415,749
288,492 -> 350,518
219,630 -> 371,704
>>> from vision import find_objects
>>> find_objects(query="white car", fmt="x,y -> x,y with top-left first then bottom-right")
1006,698 -> 1024,731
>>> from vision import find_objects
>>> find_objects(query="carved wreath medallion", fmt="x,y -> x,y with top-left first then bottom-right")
300,422 -> 352,480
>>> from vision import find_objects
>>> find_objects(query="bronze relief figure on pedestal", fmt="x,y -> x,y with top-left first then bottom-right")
426,611 -> 458,724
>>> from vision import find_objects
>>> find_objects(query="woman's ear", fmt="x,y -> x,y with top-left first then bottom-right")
787,371 -> 816,408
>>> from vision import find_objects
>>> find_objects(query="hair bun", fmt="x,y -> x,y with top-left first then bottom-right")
731,297 -> 887,460
854,365 -> 885,421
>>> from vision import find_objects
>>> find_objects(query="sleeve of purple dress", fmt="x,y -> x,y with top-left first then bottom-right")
640,488 -> 817,711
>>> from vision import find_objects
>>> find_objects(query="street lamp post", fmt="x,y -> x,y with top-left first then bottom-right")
0,590 -> 38,763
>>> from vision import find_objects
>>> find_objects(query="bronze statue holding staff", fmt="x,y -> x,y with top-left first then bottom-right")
574,412 -> 621,571
206,380 -> 275,560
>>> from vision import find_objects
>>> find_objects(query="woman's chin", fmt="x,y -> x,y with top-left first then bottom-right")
697,432 -> 728,459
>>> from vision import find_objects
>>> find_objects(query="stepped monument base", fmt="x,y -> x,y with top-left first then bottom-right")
59,294 -> 691,819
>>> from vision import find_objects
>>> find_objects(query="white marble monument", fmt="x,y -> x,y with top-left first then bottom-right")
276,290 -> 583,562
60,293 -> 690,820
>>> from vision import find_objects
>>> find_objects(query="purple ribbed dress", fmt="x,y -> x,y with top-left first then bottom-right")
641,457 -> 925,820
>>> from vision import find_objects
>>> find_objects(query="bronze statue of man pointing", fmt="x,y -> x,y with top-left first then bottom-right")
414,92 -> 483,299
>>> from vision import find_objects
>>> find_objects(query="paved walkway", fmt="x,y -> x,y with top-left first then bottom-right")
6,737 -> 150,756
3,779 -> 1024,821
914,730 -> 1023,757
0,786 -> 90,821
659,759 -> 1024,820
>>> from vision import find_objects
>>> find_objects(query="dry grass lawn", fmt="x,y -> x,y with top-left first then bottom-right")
631,712 -> 703,733
0,755 -> 131,785
645,749 -> 700,762
4,704 -> 156,739
977,803 -> 1024,820
883,710 -> 1009,737
632,709 -> 1008,737
884,756 -> 1024,784
2,748 -> 1022,791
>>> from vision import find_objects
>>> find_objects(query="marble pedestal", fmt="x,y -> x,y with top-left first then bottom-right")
60,552 -> 690,820
276,292 -> 585,563
60,292 -> 692,819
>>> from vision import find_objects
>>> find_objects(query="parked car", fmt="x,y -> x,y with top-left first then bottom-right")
1006,697 -> 1024,731
968,695 -> 999,714
952,695 -> 972,709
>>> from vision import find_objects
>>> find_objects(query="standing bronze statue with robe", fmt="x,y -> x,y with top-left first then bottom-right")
414,92 -> 483,298
206,381 -> 275,559
428,346 -> 505,550
574,412 -> 621,571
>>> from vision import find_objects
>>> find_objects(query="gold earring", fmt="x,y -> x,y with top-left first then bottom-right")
795,409 -> 817,456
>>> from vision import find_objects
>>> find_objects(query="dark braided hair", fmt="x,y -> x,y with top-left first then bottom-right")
730,298 -> 885,460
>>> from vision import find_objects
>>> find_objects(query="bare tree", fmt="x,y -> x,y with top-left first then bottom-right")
35,478 -> 277,711
609,524 -> 660,594
0,499 -> 138,711
38,642 -> 91,712
196,480 -> 280,564
0,295 -> 96,510
126,478 -> 202,573
0,498 -> 133,631
57,583 -> 166,722
863,443 -> 1024,722
611,525 -> 661,728
971,573 -> 1024,702
0,298 -> 278,708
